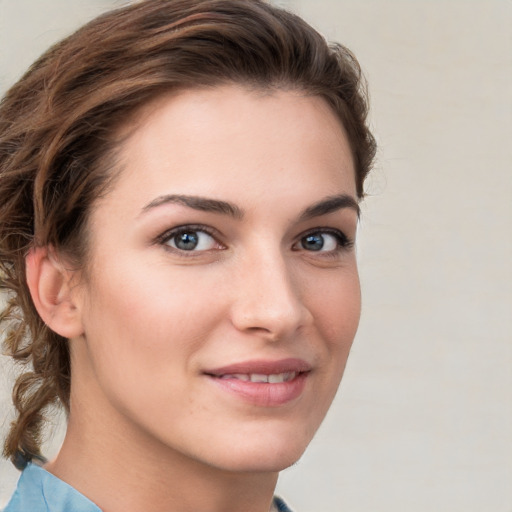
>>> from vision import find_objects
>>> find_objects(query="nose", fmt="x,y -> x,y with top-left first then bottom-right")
229,249 -> 313,341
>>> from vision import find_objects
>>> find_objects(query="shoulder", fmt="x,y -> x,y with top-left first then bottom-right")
3,465 -> 295,512
3,464 -> 46,512
3,463 -> 101,512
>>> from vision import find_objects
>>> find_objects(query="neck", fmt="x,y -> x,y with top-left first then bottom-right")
45,387 -> 279,512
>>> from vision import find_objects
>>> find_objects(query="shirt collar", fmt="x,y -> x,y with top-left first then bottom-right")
5,463 -> 101,512
6,462 -> 293,512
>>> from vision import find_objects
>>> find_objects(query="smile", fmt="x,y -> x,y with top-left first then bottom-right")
218,372 -> 297,383
204,359 -> 311,407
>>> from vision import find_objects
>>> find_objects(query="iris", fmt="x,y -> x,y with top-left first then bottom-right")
175,231 -> 199,250
301,234 -> 324,251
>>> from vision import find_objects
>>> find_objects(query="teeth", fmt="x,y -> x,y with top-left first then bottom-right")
220,372 -> 297,383
250,373 -> 269,383
269,372 -> 296,383
220,374 -> 249,381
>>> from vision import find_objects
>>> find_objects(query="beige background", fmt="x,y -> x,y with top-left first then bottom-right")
1,1 -> 511,511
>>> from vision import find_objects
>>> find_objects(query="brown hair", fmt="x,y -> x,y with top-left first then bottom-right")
0,0 -> 376,469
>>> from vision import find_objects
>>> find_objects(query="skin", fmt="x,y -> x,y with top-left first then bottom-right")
36,85 -> 361,512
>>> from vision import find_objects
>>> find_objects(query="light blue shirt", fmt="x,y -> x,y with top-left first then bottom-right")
3,463 -> 101,512
3,463 -> 293,512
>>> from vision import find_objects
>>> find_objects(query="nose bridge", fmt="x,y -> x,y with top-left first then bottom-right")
230,243 -> 311,337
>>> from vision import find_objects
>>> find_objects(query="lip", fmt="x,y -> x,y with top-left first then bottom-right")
204,358 -> 312,407
206,358 -> 312,376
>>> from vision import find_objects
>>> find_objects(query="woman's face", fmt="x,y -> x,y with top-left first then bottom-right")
71,85 -> 361,472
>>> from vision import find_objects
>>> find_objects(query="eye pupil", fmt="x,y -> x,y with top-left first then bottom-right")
301,234 -> 324,251
175,232 -> 199,250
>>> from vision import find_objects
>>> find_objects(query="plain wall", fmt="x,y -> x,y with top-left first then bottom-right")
1,1 -> 511,511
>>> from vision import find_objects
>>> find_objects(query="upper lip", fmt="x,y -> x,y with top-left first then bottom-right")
204,358 -> 312,376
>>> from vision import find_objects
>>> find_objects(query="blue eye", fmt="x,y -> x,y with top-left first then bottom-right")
299,231 -> 348,252
165,229 -> 217,251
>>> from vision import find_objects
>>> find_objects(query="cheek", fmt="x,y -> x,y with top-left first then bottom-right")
79,261 -> 224,390
293,267 -> 360,440
307,266 -> 360,404
308,266 -> 361,346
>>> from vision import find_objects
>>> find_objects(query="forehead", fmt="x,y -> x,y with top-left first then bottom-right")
101,85 -> 356,214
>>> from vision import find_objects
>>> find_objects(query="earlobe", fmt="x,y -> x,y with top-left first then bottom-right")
25,247 -> 84,339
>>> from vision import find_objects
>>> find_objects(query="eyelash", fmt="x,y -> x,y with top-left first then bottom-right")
156,224 -> 222,253
295,228 -> 353,254
155,224 -> 353,256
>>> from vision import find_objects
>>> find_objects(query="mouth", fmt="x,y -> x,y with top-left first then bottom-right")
204,359 -> 311,407
217,371 -> 298,383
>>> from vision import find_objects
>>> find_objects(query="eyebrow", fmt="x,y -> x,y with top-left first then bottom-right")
298,194 -> 360,220
141,194 -> 244,219
140,193 -> 359,220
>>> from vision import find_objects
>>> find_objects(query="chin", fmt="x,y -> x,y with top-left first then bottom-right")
212,449 -> 305,474
201,426 -> 316,474
243,449 -> 305,473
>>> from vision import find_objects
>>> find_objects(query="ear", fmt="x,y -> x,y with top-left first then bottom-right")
25,246 -> 84,339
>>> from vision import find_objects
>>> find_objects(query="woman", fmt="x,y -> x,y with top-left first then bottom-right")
0,1 -> 376,511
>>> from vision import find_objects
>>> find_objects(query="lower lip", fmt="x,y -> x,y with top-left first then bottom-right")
207,373 -> 309,407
